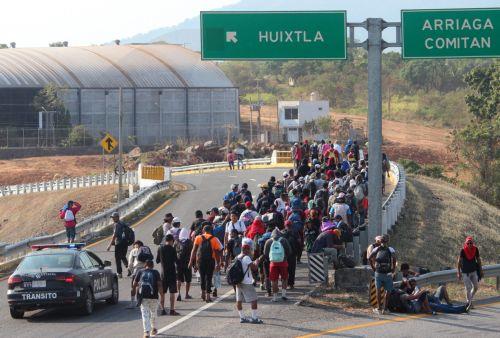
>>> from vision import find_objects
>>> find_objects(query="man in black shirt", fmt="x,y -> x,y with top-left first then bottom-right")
156,234 -> 179,316
106,212 -> 129,278
190,210 -> 206,239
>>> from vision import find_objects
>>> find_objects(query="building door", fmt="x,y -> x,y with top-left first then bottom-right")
287,128 -> 299,143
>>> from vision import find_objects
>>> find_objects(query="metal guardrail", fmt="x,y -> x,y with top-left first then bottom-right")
0,157 -> 274,264
0,171 -> 138,197
171,157 -> 272,173
394,264 -> 500,288
0,180 -> 170,264
381,162 -> 406,236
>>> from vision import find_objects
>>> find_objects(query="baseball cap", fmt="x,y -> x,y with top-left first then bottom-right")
242,237 -> 253,248
283,171 -> 289,178
218,207 -> 229,215
172,217 -> 181,224
245,201 -> 252,208
206,207 -> 219,214
110,211 -> 119,218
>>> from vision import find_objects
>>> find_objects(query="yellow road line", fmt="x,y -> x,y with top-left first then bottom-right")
296,300 -> 500,338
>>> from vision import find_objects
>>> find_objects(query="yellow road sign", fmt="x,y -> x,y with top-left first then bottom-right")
100,133 -> 118,153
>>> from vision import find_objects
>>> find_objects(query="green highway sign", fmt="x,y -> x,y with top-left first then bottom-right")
200,11 -> 347,60
402,8 -> 500,59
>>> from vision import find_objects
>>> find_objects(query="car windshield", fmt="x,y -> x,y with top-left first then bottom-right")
18,254 -> 75,271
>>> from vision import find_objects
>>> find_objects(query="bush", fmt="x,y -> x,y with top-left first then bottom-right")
419,164 -> 445,179
62,125 -> 94,147
399,159 -> 421,174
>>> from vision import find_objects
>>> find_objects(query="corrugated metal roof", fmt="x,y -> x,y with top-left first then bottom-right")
0,45 -> 234,88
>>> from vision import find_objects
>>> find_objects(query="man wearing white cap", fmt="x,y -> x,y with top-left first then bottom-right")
235,238 -> 263,324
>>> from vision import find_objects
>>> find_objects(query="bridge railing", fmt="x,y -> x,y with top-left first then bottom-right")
0,171 -> 138,197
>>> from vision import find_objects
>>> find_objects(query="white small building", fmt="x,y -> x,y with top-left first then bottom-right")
278,96 -> 329,143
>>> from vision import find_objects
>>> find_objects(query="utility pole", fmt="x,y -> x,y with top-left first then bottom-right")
256,79 -> 262,141
249,103 -> 253,143
118,87 -> 123,203
367,18 -> 384,241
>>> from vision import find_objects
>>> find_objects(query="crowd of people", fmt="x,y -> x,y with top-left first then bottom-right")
99,138 -> 483,336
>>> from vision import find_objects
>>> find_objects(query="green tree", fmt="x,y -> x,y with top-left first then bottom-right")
33,84 -> 72,142
452,61 -> 499,206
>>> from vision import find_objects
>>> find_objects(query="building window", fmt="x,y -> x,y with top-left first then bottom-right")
284,108 -> 298,120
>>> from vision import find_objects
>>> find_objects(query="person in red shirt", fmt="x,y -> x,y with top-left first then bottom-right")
227,150 -> 236,170
59,200 -> 81,243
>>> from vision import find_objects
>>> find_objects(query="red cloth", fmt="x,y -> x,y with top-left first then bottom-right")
59,202 -> 81,228
227,152 -> 235,162
246,218 -> 265,240
269,262 -> 289,281
463,236 -> 477,260
295,146 -> 302,160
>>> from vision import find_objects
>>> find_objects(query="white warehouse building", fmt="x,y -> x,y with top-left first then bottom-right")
0,44 -> 239,146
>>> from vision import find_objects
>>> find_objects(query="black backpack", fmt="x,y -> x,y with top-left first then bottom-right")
226,256 -> 250,286
375,246 -> 392,273
337,254 -> 356,268
176,240 -> 190,263
197,236 -> 214,265
388,289 -> 409,313
118,222 -> 135,246
137,246 -> 154,262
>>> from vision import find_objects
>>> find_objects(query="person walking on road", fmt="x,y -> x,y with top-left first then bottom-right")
176,228 -> 193,302
189,225 -> 222,303
107,212 -> 133,278
264,228 -> 292,302
132,260 -> 164,338
235,238 -> 264,324
369,234 -> 397,315
457,236 -> 483,310
59,200 -> 81,243
127,240 -> 153,308
156,234 -> 180,316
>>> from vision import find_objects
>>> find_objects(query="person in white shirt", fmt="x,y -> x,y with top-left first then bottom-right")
235,238 -> 263,324
239,202 -> 259,226
333,140 -> 343,160
274,192 -> 289,216
166,217 -> 182,241
162,213 -> 174,239
224,212 -> 247,248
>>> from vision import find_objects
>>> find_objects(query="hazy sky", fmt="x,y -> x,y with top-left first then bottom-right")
1,0 -> 238,47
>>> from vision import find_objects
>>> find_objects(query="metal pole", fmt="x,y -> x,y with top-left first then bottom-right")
367,18 -> 384,240
118,87 -> 123,202
249,105 -> 253,143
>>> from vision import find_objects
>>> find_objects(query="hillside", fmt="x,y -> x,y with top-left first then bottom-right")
390,175 -> 500,269
0,185 -> 117,244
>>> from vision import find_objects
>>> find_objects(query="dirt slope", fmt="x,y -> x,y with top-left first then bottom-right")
390,175 -> 500,269
0,185 -> 117,244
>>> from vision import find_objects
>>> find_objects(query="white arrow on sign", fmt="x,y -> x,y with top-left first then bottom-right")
226,31 -> 238,43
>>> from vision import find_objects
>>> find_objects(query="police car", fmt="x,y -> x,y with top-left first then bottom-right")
7,243 -> 118,319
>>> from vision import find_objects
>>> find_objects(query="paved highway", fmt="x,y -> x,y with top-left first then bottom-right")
1,168 -> 499,337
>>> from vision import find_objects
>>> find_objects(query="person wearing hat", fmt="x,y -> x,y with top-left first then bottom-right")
240,201 -> 259,226
166,217 -> 182,242
369,234 -> 397,315
234,238 -> 263,324
206,207 -> 219,223
106,212 -> 131,278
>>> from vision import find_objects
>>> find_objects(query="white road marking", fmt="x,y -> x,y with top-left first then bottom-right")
228,175 -> 237,178
249,179 -> 256,181
157,289 -> 235,334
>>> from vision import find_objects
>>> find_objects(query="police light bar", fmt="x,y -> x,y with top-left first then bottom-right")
31,243 -> 86,251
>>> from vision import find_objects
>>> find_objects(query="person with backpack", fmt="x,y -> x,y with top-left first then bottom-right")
176,228 -> 193,302
457,236 -> 483,310
156,234 -> 180,316
369,234 -> 397,315
132,260 -> 164,338
107,212 -> 134,278
226,238 -> 263,324
190,210 -> 206,240
126,240 -> 154,308
166,217 -> 182,242
224,211 -> 247,249
59,200 -> 81,243
263,228 -> 292,302
152,213 -> 173,246
282,221 -> 301,289
239,201 -> 259,227
189,224 -> 222,303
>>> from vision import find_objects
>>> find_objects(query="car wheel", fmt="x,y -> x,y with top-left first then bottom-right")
80,287 -> 94,315
106,278 -> 119,305
10,307 -> 24,319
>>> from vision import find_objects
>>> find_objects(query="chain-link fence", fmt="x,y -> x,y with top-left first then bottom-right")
0,126 -> 97,148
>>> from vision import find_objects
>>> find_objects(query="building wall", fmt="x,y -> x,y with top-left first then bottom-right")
58,87 -> 238,146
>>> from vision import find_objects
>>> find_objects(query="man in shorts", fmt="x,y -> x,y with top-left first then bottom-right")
264,228 -> 292,302
156,234 -> 180,315
235,238 -> 263,324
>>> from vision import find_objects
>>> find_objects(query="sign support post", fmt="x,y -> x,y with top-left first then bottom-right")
118,87 -> 123,203
367,18 -> 384,241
